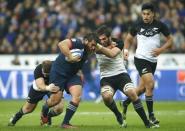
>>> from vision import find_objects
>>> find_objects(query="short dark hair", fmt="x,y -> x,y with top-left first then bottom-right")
42,60 -> 52,74
96,25 -> 111,37
142,3 -> 155,12
83,32 -> 99,43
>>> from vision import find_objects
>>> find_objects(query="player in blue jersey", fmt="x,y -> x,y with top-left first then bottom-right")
8,60 -> 64,126
40,33 -> 99,129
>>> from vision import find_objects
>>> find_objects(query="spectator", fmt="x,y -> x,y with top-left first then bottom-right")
0,0 -> 184,54
11,55 -> 21,65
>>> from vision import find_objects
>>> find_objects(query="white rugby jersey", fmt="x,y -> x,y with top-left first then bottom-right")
130,20 -> 170,62
96,39 -> 127,79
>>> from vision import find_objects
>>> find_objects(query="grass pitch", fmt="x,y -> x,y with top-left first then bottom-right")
0,100 -> 185,131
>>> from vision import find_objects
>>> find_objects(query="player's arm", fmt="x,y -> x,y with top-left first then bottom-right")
151,34 -> 173,56
152,22 -> 173,56
58,39 -> 73,59
160,34 -> 173,51
124,33 -> 135,60
96,43 -> 121,58
35,78 -> 59,92
58,39 -> 80,62
35,77 -> 48,91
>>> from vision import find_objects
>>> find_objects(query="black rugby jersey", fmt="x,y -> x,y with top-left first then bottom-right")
34,64 -> 49,85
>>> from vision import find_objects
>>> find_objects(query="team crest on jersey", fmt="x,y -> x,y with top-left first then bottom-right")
138,27 -> 159,37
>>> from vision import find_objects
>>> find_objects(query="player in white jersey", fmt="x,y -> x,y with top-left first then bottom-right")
122,2 -> 173,126
95,25 -> 158,128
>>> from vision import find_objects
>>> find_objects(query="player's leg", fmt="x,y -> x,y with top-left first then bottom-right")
8,102 -> 37,126
41,70 -> 65,124
124,87 -> 152,128
8,86 -> 43,126
119,73 -> 151,128
134,57 -> 159,125
61,85 -> 82,128
101,85 -> 125,126
41,90 -> 63,125
121,79 -> 145,117
47,98 -> 64,125
141,73 -> 159,124
61,74 -> 82,128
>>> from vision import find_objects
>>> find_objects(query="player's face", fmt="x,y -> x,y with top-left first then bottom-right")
142,9 -> 154,24
84,39 -> 97,52
99,34 -> 110,47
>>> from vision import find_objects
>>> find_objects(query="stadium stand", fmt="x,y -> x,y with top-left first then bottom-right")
0,0 -> 184,54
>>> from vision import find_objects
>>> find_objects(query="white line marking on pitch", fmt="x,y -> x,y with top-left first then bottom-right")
3,110 -> 185,117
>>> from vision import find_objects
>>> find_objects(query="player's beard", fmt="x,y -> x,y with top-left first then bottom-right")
85,47 -> 95,54
103,39 -> 111,47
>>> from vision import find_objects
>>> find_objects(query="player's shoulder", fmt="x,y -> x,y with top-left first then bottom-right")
34,64 -> 42,73
71,38 -> 83,44
112,38 -> 123,45
112,38 -> 123,49
129,20 -> 143,32
153,20 -> 166,27
70,37 -> 84,49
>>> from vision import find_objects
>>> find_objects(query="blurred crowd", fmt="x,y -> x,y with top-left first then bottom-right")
0,0 -> 185,54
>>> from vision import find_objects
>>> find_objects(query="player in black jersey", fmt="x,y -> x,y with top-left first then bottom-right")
122,3 -> 173,127
8,60 -> 63,126
40,33 -> 99,129
96,25 -> 158,128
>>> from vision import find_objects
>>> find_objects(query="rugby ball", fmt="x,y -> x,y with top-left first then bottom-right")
65,49 -> 83,61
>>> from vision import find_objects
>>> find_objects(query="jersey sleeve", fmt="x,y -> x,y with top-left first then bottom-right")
112,38 -> 124,50
34,64 -> 44,80
70,38 -> 84,49
160,22 -> 171,36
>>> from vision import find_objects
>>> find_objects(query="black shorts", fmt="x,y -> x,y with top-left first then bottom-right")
27,85 -> 49,104
134,57 -> 157,76
100,73 -> 133,93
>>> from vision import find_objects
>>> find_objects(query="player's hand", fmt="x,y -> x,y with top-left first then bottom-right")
107,42 -> 116,49
151,48 -> 162,57
66,55 -> 81,63
46,83 -> 60,93
123,49 -> 129,60
95,43 -> 103,51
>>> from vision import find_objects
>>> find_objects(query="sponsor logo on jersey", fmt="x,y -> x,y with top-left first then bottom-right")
138,27 -> 159,37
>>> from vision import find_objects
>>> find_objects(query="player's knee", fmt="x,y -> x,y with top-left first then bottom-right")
52,101 -> 64,115
101,86 -> 113,103
102,92 -> 113,102
23,106 -> 34,113
125,88 -> 138,101
55,107 -> 63,114
48,92 -> 63,106
101,90 -> 113,103
53,98 -> 61,105
71,95 -> 81,104
145,80 -> 154,90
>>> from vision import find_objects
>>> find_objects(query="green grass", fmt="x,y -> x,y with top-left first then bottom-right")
0,100 -> 185,131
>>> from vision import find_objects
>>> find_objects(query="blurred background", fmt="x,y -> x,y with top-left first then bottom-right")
0,0 -> 185,101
